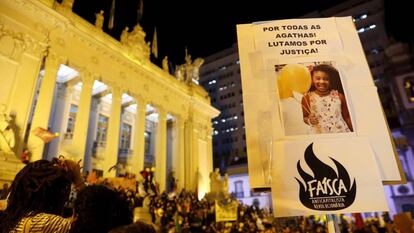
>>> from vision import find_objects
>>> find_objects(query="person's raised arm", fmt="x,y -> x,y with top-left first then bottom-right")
302,94 -> 318,125
301,94 -> 310,124
62,159 -> 86,191
339,93 -> 353,131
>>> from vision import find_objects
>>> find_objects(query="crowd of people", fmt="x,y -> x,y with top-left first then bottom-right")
0,158 -> 412,233
133,189 -> 407,233
0,158 -> 155,233
147,189 -> 275,232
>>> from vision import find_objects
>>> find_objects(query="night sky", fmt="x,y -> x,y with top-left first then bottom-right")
72,0 -> 411,67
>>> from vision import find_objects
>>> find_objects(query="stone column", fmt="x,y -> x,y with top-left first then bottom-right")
184,117 -> 193,189
175,115 -> 185,191
28,53 -> 62,161
131,97 -> 146,178
191,122 -> 200,192
206,126 -> 213,193
70,73 -> 94,161
102,87 -> 122,177
184,114 -> 199,191
155,107 -> 167,192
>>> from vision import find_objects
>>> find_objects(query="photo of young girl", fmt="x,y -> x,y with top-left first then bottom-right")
301,63 -> 353,134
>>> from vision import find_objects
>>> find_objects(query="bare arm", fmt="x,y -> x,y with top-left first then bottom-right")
339,93 -> 353,131
301,94 -> 310,125
302,94 -> 318,125
63,159 -> 86,191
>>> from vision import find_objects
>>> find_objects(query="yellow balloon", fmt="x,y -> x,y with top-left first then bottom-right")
277,76 -> 292,99
277,64 -> 311,99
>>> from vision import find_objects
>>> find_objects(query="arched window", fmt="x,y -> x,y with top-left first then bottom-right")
234,180 -> 244,198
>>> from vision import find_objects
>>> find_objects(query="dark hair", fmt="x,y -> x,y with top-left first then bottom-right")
309,64 -> 344,94
70,185 -> 133,233
109,221 -> 156,233
0,160 -> 71,233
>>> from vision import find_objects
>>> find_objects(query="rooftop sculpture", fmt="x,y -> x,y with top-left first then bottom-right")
119,24 -> 150,61
174,48 -> 204,84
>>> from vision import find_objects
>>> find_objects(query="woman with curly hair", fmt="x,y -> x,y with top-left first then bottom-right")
0,159 -> 83,233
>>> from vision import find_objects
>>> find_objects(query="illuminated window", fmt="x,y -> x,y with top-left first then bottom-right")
353,13 -> 368,22
208,80 -> 216,85
235,181 -> 244,198
357,24 -> 376,34
120,123 -> 132,151
66,104 -> 78,138
404,76 -> 414,102
96,114 -> 108,144
370,48 -> 383,55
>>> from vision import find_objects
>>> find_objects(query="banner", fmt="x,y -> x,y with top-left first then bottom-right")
215,200 -> 238,222
236,17 -> 404,190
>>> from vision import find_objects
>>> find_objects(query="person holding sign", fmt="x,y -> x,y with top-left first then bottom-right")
301,64 -> 353,134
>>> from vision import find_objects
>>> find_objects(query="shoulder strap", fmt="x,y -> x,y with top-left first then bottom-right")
22,217 -> 32,233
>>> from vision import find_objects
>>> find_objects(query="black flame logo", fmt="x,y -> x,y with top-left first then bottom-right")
295,143 -> 356,210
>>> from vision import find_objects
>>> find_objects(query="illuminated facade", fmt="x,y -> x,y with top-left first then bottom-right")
0,0 -> 219,197
199,46 -> 272,207
199,45 -> 245,171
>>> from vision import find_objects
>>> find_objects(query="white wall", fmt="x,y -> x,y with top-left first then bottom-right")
227,173 -> 271,209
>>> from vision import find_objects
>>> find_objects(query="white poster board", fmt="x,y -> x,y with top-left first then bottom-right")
236,17 -> 403,190
271,137 -> 388,217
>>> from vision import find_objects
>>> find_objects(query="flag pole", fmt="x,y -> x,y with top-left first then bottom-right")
151,27 -> 158,59
108,0 -> 116,30
137,0 -> 144,23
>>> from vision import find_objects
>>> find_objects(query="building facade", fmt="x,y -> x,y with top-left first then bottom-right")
200,0 -> 414,215
199,46 -> 270,205
199,45 -> 246,172
0,0 -> 219,197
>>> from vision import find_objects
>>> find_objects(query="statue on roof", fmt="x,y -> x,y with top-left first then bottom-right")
121,23 -> 150,61
61,0 -> 74,10
95,10 -> 104,30
174,48 -> 204,84
162,56 -> 169,73
205,168 -> 230,201
174,65 -> 185,81
120,27 -> 129,45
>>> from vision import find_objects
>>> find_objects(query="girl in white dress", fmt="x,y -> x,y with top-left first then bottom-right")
301,64 -> 353,134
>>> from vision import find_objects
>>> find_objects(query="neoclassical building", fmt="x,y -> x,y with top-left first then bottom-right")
0,0 -> 219,197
